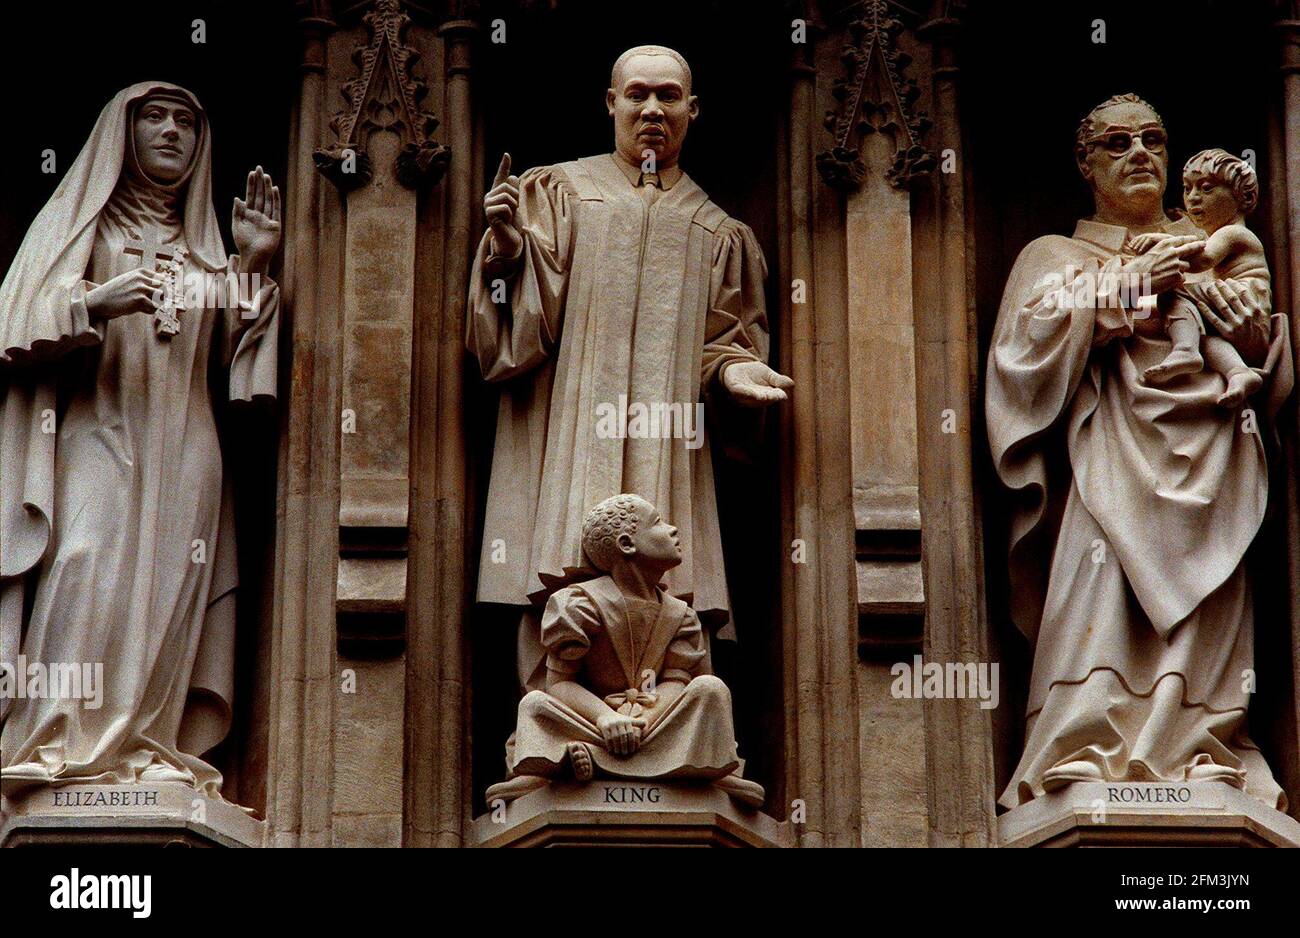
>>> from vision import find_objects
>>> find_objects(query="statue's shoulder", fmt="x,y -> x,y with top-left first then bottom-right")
697,202 -> 740,236
560,575 -> 618,607
518,163 -> 580,199
656,589 -> 693,621
529,157 -> 615,201
1012,233 -> 1088,269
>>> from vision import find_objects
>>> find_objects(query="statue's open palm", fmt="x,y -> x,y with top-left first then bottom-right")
723,360 -> 795,407
232,166 -> 281,270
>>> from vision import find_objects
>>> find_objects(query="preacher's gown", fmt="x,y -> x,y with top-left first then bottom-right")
467,153 -> 771,635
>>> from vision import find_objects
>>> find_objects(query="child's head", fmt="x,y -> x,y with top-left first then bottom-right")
582,494 -> 681,575
1182,149 -> 1257,234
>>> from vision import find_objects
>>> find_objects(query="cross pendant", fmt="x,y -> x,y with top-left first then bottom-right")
122,237 -> 187,338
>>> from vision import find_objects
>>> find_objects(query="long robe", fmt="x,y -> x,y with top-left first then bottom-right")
508,576 -> 743,781
986,216 -> 1292,810
467,154 -> 770,634
0,83 -> 277,798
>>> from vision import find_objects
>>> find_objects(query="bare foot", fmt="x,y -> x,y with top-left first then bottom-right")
567,741 -> 593,781
484,774 -> 548,805
1217,369 -> 1262,407
714,772 -> 765,809
1143,346 -> 1202,385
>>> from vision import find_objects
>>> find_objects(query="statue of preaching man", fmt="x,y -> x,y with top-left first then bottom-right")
0,82 -> 281,802
467,46 -> 792,696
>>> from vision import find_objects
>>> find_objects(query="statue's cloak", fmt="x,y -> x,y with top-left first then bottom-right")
0,82 -> 277,792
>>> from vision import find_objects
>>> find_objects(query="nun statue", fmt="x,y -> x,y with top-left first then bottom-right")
0,82 -> 281,801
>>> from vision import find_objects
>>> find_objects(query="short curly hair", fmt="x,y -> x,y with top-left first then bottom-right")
1183,148 -> 1258,216
1075,92 -> 1164,153
582,494 -> 652,572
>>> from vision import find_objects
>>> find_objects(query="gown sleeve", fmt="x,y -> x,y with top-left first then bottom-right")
701,218 -> 769,389
222,256 -> 279,403
466,167 -> 576,383
540,585 -> 604,679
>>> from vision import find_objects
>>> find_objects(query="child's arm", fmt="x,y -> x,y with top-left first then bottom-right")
1189,224 -> 1261,273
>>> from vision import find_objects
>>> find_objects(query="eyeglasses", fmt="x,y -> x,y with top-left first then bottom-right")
1084,126 -> 1168,156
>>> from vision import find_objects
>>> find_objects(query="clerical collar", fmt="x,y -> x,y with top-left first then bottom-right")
611,153 -> 682,190
1073,214 -> 1200,252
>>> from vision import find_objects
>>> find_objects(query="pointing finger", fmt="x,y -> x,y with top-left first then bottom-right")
493,153 -> 512,187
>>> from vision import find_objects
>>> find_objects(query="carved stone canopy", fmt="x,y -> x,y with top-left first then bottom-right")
314,0 -> 451,190
817,0 -> 935,190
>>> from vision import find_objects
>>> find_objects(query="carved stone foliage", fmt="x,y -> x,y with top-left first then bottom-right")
315,0 -> 450,190
817,0 -> 934,190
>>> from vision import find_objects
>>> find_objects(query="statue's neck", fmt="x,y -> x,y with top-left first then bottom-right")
111,171 -> 182,232
609,563 -> 665,602
1090,199 -> 1166,233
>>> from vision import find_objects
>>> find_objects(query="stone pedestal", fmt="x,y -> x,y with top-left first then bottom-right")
0,785 -> 264,848
999,782 -> 1300,847
470,782 -> 793,848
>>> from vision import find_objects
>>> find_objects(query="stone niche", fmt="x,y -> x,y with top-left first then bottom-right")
999,782 -> 1300,848
472,782 -> 793,848
0,785 -> 264,848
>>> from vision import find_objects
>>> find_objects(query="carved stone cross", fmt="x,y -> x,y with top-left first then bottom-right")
122,237 -> 178,270
122,238 -> 187,337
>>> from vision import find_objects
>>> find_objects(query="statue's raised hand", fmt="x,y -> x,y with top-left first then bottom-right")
233,166 -> 281,274
485,152 -> 523,260
722,360 -> 795,407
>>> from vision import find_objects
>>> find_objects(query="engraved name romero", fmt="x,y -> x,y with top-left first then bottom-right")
1106,785 -> 1193,804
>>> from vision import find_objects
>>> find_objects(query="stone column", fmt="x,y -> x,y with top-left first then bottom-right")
401,15 -> 477,849
778,12 -> 862,847
1271,2 -> 1300,810
911,8 -> 997,847
281,0 -> 453,847
267,0 -> 339,848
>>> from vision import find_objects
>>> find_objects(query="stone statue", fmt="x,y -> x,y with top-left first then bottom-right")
1134,148 -> 1267,405
467,49 -> 791,688
0,83 -> 281,801
485,494 -> 765,807
986,93 -> 1293,810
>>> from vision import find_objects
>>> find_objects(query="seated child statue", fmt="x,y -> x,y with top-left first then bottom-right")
485,494 -> 765,808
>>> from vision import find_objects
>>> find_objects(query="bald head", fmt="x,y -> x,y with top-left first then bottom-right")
611,45 -> 692,94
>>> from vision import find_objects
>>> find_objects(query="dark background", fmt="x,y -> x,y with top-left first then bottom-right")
0,2 -> 296,273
